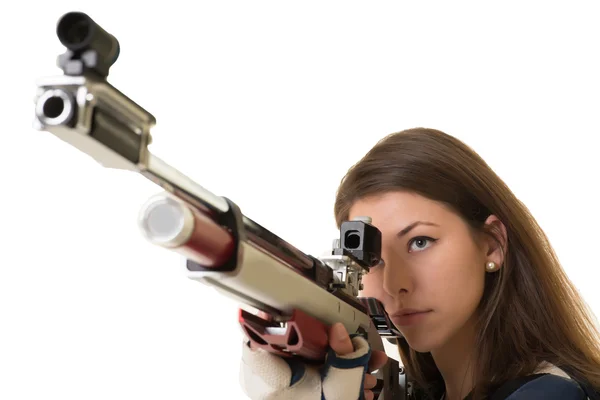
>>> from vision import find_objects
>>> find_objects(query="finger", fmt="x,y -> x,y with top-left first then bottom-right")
368,349 -> 388,372
363,372 -> 377,389
328,323 -> 354,355
364,389 -> 374,400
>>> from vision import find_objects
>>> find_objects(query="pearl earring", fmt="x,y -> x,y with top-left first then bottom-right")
485,261 -> 499,272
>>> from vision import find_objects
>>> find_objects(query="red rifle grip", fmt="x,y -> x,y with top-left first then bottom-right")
239,308 -> 329,361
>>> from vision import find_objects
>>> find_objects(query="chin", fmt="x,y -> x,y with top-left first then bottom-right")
404,338 -> 436,354
401,330 -> 445,354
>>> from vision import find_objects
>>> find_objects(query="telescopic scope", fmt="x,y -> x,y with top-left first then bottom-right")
56,11 -> 120,77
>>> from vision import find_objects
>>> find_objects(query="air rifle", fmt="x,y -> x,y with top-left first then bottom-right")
33,11 -> 410,400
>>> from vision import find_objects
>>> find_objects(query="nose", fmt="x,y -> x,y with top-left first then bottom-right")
381,250 -> 410,297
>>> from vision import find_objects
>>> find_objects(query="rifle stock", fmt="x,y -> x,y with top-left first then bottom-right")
33,11 -> 410,400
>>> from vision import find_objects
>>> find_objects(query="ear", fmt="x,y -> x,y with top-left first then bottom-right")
481,214 -> 508,267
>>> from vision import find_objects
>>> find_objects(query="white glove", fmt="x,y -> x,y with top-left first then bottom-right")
239,323 -> 381,400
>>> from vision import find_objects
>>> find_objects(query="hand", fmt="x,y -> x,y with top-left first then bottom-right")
328,323 -> 388,400
240,319 -> 389,400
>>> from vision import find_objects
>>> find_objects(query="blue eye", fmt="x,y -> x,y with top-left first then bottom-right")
408,236 -> 437,252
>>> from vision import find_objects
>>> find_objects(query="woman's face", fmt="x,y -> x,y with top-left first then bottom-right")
348,191 -> 504,353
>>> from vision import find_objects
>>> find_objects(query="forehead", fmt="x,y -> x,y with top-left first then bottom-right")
348,191 -> 455,228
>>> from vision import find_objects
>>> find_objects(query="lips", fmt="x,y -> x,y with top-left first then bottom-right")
390,309 -> 433,327
392,308 -> 431,317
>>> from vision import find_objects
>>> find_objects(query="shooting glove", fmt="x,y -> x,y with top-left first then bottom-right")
239,334 -> 372,400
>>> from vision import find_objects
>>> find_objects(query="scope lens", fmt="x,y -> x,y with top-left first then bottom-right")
57,12 -> 92,48
345,231 -> 361,249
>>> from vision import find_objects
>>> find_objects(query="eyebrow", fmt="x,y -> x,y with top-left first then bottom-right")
397,221 -> 440,237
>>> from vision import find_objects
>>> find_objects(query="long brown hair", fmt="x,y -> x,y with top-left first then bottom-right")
333,128 -> 600,399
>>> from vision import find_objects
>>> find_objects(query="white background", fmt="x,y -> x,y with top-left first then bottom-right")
1,1 -> 599,399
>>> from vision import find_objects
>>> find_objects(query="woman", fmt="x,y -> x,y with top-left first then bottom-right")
239,128 -> 600,400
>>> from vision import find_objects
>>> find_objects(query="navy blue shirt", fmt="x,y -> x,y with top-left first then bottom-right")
504,374 -> 587,399
440,372 -> 596,400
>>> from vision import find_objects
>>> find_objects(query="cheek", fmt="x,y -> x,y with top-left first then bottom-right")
427,242 -> 485,309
